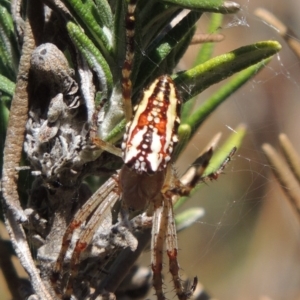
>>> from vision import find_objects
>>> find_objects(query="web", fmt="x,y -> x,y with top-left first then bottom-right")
142,1 -> 300,299
1,0 -> 300,299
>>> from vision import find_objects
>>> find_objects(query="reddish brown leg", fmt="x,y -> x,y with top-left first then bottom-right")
151,195 -> 167,300
51,177 -> 118,295
165,197 -> 197,299
64,191 -> 119,298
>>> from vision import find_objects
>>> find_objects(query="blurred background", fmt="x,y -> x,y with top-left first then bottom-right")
2,0 -> 300,299
142,0 -> 300,299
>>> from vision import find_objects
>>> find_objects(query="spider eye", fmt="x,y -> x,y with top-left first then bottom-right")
122,75 -> 181,173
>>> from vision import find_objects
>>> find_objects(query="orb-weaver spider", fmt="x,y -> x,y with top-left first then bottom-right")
51,0 -> 236,299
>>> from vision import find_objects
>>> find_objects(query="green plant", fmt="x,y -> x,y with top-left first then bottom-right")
0,0 -> 281,299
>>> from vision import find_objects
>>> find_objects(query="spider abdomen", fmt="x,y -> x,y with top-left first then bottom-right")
122,75 -> 181,173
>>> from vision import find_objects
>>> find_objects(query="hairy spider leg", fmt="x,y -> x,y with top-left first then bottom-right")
150,146 -> 236,300
51,177 -> 118,296
122,0 -> 137,122
64,191 -> 119,298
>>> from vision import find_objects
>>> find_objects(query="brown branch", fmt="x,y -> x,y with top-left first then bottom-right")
255,8 -> 300,60
1,0 -> 53,299
279,133 -> 300,184
262,143 -> 300,220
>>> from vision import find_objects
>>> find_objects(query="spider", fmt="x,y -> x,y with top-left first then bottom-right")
51,0 -> 236,299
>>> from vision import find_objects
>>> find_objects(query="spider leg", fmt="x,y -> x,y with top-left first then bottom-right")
51,176 -> 118,295
91,136 -> 122,157
151,193 -> 196,300
204,147 -> 237,181
160,147 -> 235,299
174,147 -> 236,197
151,194 -> 167,300
64,191 -> 119,298
165,196 -> 197,299
122,0 -> 138,121
165,196 -> 183,298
